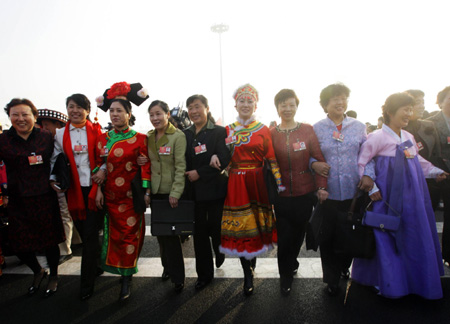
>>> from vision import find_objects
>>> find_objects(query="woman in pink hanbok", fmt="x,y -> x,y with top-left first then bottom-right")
352,92 -> 447,299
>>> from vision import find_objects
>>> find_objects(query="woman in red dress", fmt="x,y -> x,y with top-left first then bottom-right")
95,82 -> 151,301
219,84 -> 283,295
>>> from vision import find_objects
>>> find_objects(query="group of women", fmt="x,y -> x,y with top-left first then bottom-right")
1,81 -> 449,302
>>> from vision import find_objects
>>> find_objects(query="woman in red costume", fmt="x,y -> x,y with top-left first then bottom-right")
219,84 -> 283,295
95,82 -> 151,301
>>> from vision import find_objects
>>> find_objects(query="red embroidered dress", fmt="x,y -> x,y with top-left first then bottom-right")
96,128 -> 151,275
220,120 -> 282,259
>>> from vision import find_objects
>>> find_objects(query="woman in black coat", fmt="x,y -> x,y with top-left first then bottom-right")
0,98 -> 64,296
184,94 -> 231,290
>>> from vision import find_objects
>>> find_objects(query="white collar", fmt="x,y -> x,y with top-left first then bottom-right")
69,124 -> 86,131
382,124 -> 404,142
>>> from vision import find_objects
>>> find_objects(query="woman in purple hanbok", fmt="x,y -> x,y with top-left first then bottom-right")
352,92 -> 447,299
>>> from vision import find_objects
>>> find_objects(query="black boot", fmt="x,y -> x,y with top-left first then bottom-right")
119,275 -> 132,301
240,257 -> 254,296
251,258 -> 256,271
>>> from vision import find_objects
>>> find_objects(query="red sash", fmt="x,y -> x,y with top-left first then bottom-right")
63,120 -> 102,220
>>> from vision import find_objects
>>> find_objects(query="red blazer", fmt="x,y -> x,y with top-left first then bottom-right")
271,123 -> 327,197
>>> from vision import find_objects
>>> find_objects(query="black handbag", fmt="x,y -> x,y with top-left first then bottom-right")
263,159 -> 279,204
305,202 -> 323,251
131,168 -> 147,213
150,200 -> 195,236
334,193 -> 376,259
52,152 -> 71,190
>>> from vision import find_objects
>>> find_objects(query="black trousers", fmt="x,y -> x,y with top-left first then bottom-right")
157,236 -> 185,284
73,186 -> 103,296
427,179 -> 450,261
152,194 -> 185,284
274,194 -> 315,286
16,245 -> 60,277
319,198 -> 359,286
193,198 -> 224,281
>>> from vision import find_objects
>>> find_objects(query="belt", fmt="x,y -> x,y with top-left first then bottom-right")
231,162 -> 263,170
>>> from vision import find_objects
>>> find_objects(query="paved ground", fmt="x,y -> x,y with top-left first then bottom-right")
1,212 -> 450,324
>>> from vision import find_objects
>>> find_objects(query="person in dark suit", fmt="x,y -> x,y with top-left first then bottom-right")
184,94 -> 230,290
404,89 -> 442,209
427,86 -> 450,266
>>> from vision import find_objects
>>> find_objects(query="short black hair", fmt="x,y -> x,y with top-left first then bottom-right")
4,98 -> 38,118
186,94 -> 209,108
148,100 -> 169,114
405,89 -> 424,99
319,83 -> 350,112
346,110 -> 357,118
382,92 -> 415,125
186,94 -> 215,124
436,86 -> 450,107
274,89 -> 299,109
66,94 -> 91,114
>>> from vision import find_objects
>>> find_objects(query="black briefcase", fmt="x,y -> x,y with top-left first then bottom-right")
150,200 -> 195,236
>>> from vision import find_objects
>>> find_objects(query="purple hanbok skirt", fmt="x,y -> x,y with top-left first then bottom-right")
352,155 -> 444,299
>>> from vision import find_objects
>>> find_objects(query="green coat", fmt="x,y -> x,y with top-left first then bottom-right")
147,123 -> 186,199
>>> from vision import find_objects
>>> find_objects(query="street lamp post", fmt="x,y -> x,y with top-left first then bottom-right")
211,23 -> 228,125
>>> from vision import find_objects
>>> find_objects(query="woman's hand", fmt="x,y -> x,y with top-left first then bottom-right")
92,169 -> 106,185
144,194 -> 150,206
358,175 -> 374,192
169,196 -> 179,208
317,189 -> 328,204
185,170 -> 200,182
436,172 -> 449,182
95,190 -> 104,209
311,161 -> 330,177
210,154 -> 221,170
369,191 -> 382,201
137,154 -> 149,166
50,181 -> 66,193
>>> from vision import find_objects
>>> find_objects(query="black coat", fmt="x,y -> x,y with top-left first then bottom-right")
184,122 -> 230,202
428,112 -> 450,173
404,119 -> 441,165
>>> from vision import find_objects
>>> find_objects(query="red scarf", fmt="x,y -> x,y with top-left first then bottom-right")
63,120 -> 102,220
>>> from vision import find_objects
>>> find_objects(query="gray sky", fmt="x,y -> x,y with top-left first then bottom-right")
1,0 -> 449,132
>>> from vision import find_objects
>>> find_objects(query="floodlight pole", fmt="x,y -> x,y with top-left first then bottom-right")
211,23 -> 229,125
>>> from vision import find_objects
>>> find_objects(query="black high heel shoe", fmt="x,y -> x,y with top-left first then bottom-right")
240,258 -> 254,296
119,275 -> 132,301
28,269 -> 48,296
45,276 -> 58,297
243,273 -> 254,296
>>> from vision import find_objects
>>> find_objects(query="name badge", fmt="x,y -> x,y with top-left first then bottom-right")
159,147 -> 171,155
195,144 -> 207,155
293,141 -> 306,151
74,145 -> 88,154
416,142 -> 424,151
225,135 -> 237,145
404,147 -> 415,159
332,131 -> 344,142
28,154 -> 43,165
100,146 -> 108,157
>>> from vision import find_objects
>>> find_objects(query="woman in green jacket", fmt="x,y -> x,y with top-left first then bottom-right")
146,100 -> 187,292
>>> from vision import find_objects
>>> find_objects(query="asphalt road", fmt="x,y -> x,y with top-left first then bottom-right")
1,212 -> 450,324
